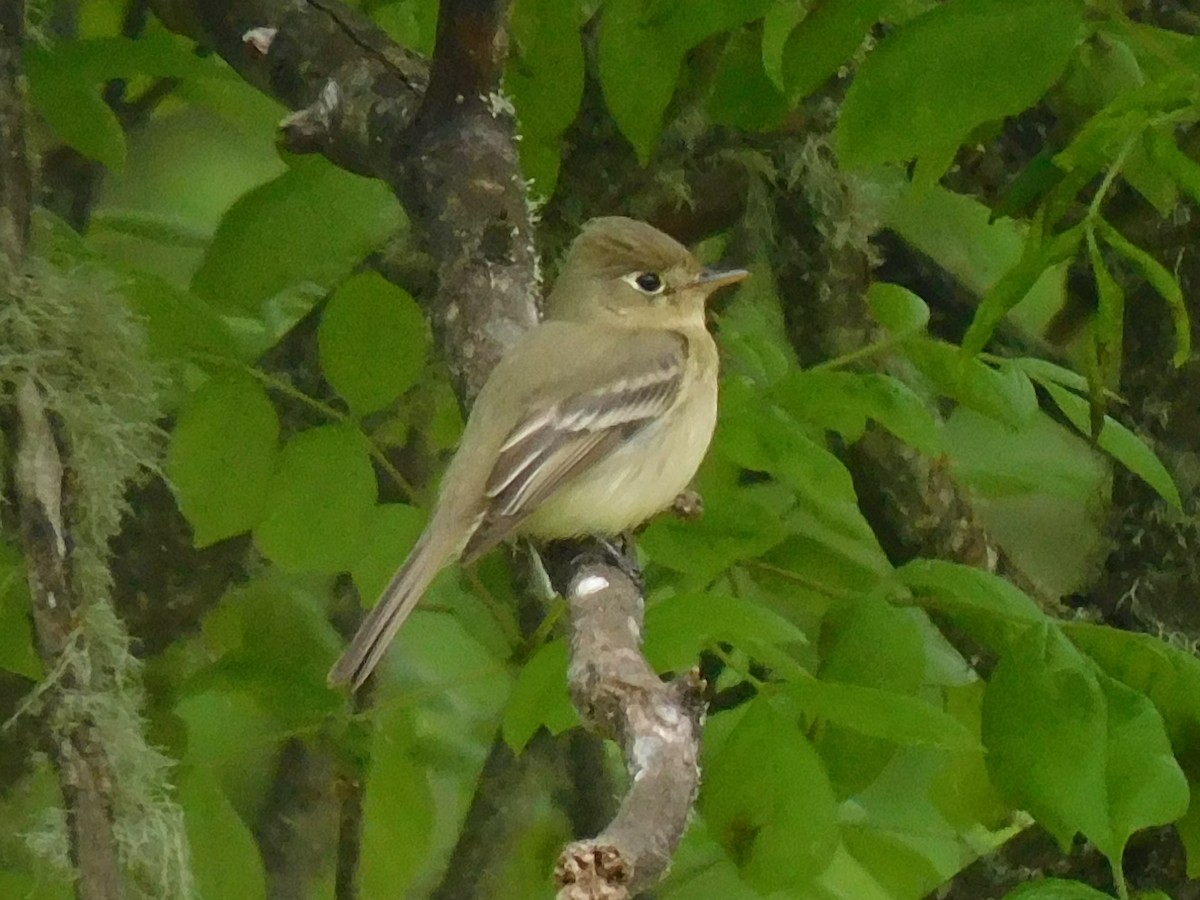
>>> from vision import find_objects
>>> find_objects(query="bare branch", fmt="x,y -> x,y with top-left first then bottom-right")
543,549 -> 705,899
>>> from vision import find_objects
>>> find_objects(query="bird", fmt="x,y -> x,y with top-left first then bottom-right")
328,216 -> 747,690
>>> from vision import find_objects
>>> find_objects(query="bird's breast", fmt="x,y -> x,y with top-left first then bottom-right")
521,357 -> 718,539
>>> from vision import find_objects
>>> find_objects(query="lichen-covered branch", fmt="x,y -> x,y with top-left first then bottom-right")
14,383 -> 125,900
2,7 -> 123,898
151,0 -> 428,181
543,548 -> 705,899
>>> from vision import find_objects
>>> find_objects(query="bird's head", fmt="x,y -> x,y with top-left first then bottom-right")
545,217 -> 747,328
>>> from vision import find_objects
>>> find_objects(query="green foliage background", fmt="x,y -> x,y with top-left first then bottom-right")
4,0 -> 1200,898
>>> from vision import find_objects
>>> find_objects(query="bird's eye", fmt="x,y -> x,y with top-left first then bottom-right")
633,272 -> 663,294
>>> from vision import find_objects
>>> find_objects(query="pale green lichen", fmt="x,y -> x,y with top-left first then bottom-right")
0,257 -> 194,900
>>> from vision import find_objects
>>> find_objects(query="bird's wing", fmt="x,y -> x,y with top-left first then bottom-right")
459,333 -> 686,562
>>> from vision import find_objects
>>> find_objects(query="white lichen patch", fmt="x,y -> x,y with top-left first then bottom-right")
482,89 -> 516,119
241,26 -> 278,57
575,574 -> 611,597
632,734 -> 662,780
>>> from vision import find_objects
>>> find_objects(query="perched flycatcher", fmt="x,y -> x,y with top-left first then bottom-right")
329,217 -> 747,689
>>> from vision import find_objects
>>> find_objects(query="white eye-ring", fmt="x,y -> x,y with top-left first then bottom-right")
624,271 -> 664,295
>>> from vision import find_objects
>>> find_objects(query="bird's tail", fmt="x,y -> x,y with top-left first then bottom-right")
328,530 -> 451,690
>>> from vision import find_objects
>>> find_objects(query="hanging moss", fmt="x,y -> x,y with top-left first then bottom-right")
0,257 -> 194,900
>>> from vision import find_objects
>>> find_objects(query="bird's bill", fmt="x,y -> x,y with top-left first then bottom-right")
694,267 -> 750,290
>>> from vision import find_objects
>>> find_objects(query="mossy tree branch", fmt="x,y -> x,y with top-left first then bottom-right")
2,7 -> 123,898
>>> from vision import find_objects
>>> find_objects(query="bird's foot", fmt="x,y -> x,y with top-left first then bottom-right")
671,489 -> 704,520
594,532 -> 644,593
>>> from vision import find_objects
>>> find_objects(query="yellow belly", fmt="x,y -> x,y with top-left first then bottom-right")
519,373 -> 718,538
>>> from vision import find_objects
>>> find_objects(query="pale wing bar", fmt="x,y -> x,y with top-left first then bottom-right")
458,347 -> 684,562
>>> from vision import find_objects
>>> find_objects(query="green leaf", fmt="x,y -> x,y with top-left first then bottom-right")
1179,799 -> 1200,880
881,178 -> 1072,340
992,153 -> 1070,221
122,269 -> 239,362
89,209 -> 212,248
1052,72 -> 1196,189
253,425 -> 377,572
25,32 -> 219,83
984,627 -> 1188,863
897,559 -> 1045,654
25,43 -> 126,170
824,595 -> 926,694
931,683 -> 1011,831
1005,357 -> 1089,393
599,0 -> 772,161
1147,129 -> 1200,209
507,0 -> 584,136
1067,619 -> 1200,877
838,0 -> 1084,172
597,0 -> 680,162
776,370 -> 943,455
782,0 -> 894,102
719,384 -> 891,579
643,592 -> 807,674
372,1 -> 439,56
1001,879 -> 1115,900
167,374 -> 279,546
640,478 -> 791,582
197,571 -> 342,724
815,595 -> 927,792
983,626 -> 1109,850
30,209 -> 238,363
1042,382 -> 1181,509
1065,621 -> 1200,753
318,272 -> 428,414
1091,674 -> 1189,862
350,503 -> 428,606
1058,31 -> 1144,113
0,545 -> 40,679
708,24 -> 789,132
907,338 -> 1038,428
501,638 -> 578,752
174,688 -> 281,769
702,697 -> 839,892
962,225 -> 1085,357
839,818 -> 947,900
944,406 -> 1108,502
178,765 -> 267,900
786,676 -> 976,749
359,705 -> 435,899
1087,229 -> 1125,388
506,0 -> 585,193
761,1 -> 804,94
1096,218 -> 1191,367
192,157 -> 404,315
717,263 -> 799,386
867,282 -> 930,335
